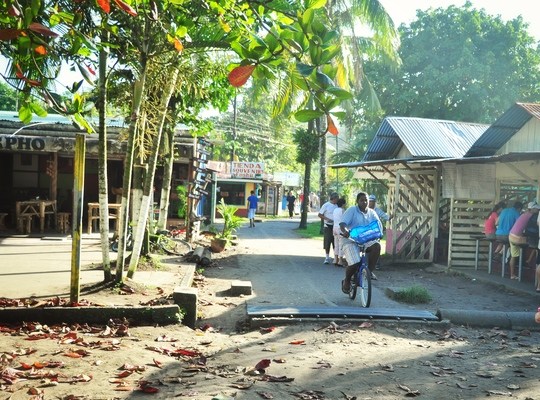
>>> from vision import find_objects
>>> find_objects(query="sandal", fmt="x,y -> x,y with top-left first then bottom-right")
341,279 -> 350,294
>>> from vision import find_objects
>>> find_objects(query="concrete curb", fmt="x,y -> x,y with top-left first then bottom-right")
0,305 -> 182,325
437,308 -> 539,330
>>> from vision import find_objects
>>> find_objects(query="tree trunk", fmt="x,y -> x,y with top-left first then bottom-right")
299,159 -> 311,229
157,125 -> 174,230
97,33 -> 111,281
318,117 -> 327,200
127,67 -> 179,279
299,118 -> 315,229
317,117 -> 326,234
114,68 -> 146,283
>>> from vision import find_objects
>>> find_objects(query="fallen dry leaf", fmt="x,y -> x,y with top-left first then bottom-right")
289,340 -> 305,345
255,359 -> 271,372
398,384 -> 420,397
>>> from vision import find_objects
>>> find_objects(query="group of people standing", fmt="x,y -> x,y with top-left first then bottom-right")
317,192 -> 392,293
484,199 -> 540,291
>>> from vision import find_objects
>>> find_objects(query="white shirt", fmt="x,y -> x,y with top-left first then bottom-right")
332,207 -> 344,234
319,201 -> 337,227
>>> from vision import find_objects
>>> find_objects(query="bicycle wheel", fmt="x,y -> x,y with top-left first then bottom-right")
349,273 -> 358,300
358,266 -> 372,307
159,236 -> 192,256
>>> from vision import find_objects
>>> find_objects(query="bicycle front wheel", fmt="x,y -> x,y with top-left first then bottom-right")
159,237 -> 192,256
349,273 -> 357,300
358,267 -> 372,307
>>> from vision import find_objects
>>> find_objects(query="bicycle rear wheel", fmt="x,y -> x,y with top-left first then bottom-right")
358,266 -> 372,307
159,236 -> 192,256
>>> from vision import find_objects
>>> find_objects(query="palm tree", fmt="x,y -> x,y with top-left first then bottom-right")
231,0 -> 401,226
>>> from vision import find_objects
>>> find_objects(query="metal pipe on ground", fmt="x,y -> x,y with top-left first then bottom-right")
437,309 -> 538,330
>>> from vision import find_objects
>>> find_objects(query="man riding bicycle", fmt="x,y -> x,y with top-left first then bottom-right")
339,191 -> 383,293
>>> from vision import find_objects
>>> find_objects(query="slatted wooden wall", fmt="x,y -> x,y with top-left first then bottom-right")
448,199 -> 492,267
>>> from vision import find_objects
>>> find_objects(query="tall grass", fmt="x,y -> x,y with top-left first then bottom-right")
393,285 -> 432,304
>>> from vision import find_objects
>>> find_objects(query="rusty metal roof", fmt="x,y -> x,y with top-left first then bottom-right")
465,103 -> 540,157
362,117 -> 489,162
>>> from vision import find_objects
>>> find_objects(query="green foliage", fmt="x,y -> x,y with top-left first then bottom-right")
363,3 -> 540,123
392,285 -> 432,304
293,128 -> 319,165
0,82 -> 17,111
216,198 -> 243,240
175,185 -> 187,219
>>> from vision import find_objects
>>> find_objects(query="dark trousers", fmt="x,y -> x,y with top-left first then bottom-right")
323,225 -> 334,254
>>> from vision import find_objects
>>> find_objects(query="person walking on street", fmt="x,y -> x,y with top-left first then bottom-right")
247,190 -> 258,228
286,191 -> 296,219
340,192 -> 382,292
332,198 -> 347,266
318,192 -> 339,264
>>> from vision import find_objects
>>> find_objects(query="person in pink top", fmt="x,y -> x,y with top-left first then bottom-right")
484,201 -> 506,256
508,201 -> 540,279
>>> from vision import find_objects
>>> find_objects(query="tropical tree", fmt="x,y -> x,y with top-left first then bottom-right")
363,2 -> 540,123
293,124 -> 319,228
230,0 -> 400,205
0,81 -> 17,110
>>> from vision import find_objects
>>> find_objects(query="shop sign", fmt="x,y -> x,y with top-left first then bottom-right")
231,161 -> 265,179
0,134 -> 46,151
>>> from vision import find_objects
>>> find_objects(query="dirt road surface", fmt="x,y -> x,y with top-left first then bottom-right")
1,217 -> 539,399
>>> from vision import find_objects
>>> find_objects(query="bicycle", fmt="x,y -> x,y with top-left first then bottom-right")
110,225 -> 133,252
343,239 -> 371,307
153,227 -> 191,256
341,221 -> 382,308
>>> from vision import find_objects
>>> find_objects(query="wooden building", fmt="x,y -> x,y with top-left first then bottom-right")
0,112 -> 195,233
332,103 -> 540,284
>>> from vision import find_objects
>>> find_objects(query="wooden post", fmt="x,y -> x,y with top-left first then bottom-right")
70,134 -> 86,304
51,152 -> 58,201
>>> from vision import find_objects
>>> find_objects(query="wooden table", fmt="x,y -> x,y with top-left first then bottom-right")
15,199 -> 57,233
87,202 -> 121,234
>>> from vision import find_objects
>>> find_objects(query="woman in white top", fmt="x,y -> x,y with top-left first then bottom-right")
332,198 -> 347,266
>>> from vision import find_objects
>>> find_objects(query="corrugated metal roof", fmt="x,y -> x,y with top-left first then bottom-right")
465,103 -> 540,157
408,151 -> 540,165
363,117 -> 489,162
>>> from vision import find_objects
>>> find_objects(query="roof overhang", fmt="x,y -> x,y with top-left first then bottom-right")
409,152 -> 540,165
331,157 -> 428,169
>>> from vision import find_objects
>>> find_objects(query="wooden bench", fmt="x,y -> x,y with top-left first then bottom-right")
57,212 -> 71,234
17,215 -> 33,234
87,203 -> 121,234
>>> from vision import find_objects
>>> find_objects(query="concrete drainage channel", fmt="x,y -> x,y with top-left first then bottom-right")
246,304 -> 540,330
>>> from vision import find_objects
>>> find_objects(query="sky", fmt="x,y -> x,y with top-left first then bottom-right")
2,1 -> 539,90
378,0 -> 540,40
